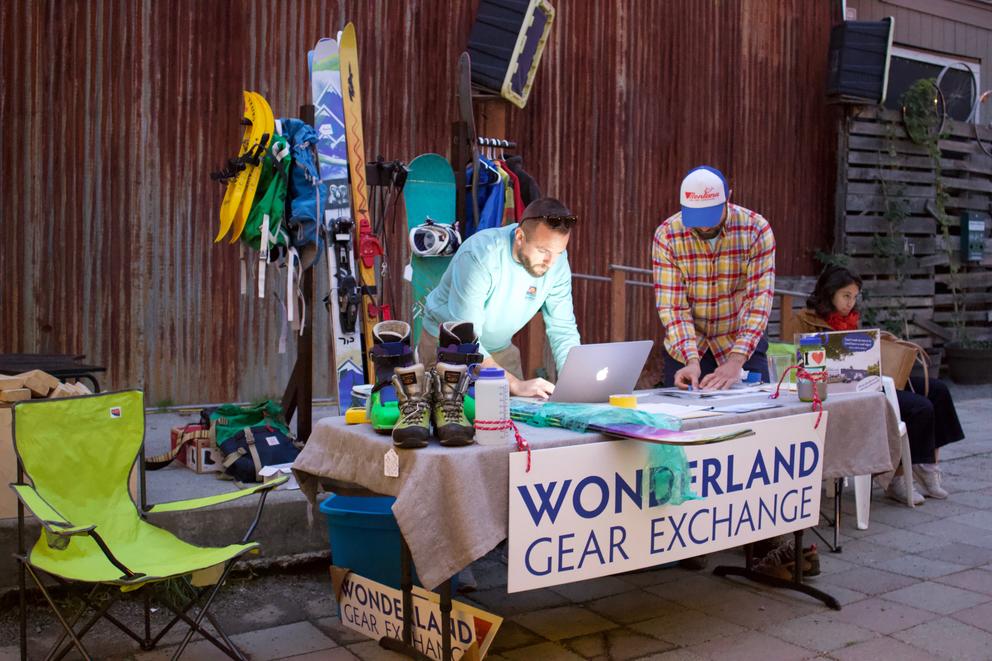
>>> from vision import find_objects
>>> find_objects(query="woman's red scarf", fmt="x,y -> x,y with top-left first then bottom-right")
825,310 -> 860,331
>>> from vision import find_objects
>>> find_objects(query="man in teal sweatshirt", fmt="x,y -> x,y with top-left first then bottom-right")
420,197 -> 581,399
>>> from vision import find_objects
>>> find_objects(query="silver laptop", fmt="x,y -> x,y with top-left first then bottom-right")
549,341 -> 654,403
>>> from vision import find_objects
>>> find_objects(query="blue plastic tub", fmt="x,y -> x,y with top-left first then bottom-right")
319,493 -> 456,591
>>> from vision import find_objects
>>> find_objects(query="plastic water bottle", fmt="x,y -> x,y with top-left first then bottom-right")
474,368 -> 512,445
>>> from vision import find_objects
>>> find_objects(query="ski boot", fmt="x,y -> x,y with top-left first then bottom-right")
432,363 -> 475,446
369,320 -> 415,433
434,320 -> 484,425
392,364 -> 431,449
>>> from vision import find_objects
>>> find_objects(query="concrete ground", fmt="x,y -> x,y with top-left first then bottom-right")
1,385 -> 990,660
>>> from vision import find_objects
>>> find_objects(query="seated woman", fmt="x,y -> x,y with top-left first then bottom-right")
796,265 -> 965,505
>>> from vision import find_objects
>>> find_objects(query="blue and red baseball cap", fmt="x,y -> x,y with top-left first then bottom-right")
679,166 -> 729,228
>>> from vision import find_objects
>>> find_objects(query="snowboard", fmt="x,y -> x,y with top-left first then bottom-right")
215,91 -> 269,243
311,37 -> 365,414
405,154 -> 457,346
340,22 -> 384,380
229,92 -> 274,243
458,52 -> 481,234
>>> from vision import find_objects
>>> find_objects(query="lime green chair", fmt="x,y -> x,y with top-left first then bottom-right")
11,390 -> 287,660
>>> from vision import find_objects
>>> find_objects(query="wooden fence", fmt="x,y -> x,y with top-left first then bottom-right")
836,107 -> 992,364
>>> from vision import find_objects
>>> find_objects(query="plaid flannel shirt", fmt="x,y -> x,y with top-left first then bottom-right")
652,203 -> 776,365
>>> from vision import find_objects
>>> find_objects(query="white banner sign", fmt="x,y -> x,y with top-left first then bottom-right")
508,412 -> 826,592
334,568 -> 503,660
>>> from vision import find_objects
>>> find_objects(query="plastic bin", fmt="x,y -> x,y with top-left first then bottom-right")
319,493 -> 456,591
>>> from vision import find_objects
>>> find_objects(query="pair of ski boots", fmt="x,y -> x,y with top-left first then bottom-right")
369,320 -> 483,449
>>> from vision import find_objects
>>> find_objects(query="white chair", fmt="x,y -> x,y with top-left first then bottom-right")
853,376 -> 914,529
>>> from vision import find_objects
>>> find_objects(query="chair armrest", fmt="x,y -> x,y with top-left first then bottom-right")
145,476 -> 288,514
9,484 -> 96,538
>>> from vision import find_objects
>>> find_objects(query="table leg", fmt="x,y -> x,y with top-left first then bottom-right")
401,537 -> 414,647
834,478 -> 842,552
377,535 -> 435,661
439,578 -> 453,661
712,531 -> 841,610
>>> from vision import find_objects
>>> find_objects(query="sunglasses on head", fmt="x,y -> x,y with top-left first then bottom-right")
522,214 -> 578,230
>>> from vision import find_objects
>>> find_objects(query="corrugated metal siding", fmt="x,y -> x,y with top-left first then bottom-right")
2,0 -> 839,404
1,0 -> 146,394
506,0 -> 838,350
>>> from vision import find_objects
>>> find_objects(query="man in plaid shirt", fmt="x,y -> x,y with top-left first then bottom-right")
653,166 -> 776,390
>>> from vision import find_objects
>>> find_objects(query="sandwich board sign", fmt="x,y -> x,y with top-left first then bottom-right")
331,567 -> 502,660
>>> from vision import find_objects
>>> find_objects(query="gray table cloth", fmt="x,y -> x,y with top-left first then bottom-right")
293,389 -> 900,590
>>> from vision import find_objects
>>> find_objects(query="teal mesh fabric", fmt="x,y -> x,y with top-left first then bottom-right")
510,401 -> 697,505
643,443 -> 698,505
509,401 -> 681,432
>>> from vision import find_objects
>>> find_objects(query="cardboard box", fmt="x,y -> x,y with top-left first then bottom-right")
188,439 -> 222,473
169,424 -> 215,473
1,407 -> 17,519
170,425 -> 221,473
170,425 -> 190,466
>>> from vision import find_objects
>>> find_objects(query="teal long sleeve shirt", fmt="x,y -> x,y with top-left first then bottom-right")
423,224 -> 581,372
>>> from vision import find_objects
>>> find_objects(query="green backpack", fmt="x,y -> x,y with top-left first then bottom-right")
241,134 -> 291,258
205,400 -> 301,483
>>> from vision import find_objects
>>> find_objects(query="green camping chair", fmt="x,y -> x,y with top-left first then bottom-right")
10,390 -> 287,660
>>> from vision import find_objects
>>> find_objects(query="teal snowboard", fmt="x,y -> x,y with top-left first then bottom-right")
405,154 -> 456,345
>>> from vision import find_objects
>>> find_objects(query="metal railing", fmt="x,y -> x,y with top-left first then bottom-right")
570,264 -> 808,343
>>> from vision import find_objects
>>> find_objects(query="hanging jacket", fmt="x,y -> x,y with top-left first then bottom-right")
493,161 -> 514,225
499,160 -> 525,222
464,156 -> 505,238
504,155 -> 542,207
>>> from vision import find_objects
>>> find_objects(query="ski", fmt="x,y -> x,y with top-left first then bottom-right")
310,37 -> 365,414
457,52 -> 481,234
340,22 -> 385,379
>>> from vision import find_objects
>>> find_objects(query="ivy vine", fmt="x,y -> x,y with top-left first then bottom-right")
901,78 -> 967,343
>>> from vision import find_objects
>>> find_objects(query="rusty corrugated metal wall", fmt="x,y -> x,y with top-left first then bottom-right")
1,0 -> 837,405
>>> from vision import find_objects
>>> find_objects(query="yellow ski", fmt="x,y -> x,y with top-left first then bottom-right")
230,92 -> 274,243
216,91 -> 262,243
340,23 -> 382,379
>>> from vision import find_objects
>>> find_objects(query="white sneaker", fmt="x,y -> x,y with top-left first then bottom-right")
885,476 -> 925,506
913,464 -> 949,499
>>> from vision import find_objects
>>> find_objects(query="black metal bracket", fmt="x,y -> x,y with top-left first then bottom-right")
712,529 -> 841,610
378,534 -> 455,661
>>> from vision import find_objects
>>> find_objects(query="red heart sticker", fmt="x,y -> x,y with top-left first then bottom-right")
811,351 -> 825,364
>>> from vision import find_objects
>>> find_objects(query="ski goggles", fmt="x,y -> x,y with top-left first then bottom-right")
522,214 -> 578,230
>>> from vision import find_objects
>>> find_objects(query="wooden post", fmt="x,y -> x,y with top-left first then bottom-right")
281,104 -> 315,442
524,315 -> 546,379
779,294 -> 795,342
477,97 -> 549,375
477,98 -> 508,141
833,110 -> 851,255
610,269 -> 627,342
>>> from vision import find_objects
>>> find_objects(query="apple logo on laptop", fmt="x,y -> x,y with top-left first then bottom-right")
596,367 -> 609,381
